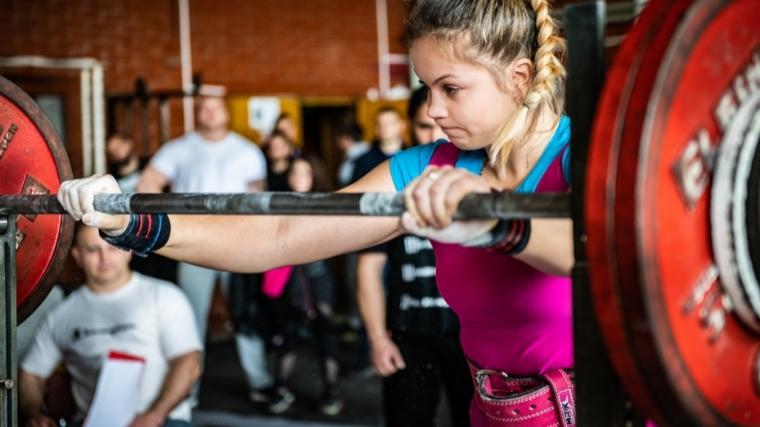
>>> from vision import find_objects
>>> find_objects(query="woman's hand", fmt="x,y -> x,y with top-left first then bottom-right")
401,166 -> 497,245
57,174 -> 130,235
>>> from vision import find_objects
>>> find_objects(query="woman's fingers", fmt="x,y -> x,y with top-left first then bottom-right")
404,166 -> 441,227
405,166 -> 490,229
428,168 -> 470,228
57,175 -> 130,234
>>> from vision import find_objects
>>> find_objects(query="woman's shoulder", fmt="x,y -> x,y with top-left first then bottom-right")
389,139 -> 448,191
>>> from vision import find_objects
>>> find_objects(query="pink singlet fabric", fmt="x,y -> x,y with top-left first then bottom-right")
428,142 -> 573,426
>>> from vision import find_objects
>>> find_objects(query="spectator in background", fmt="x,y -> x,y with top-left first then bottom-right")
19,224 -> 202,427
350,107 -> 406,183
106,133 -> 147,194
273,112 -> 298,144
349,106 -> 408,373
264,130 -> 296,191
356,86 -> 472,427
265,157 -> 344,416
335,122 -> 369,188
135,95 -> 273,403
334,122 -> 370,340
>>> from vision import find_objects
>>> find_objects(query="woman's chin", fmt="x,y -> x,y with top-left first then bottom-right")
448,137 -> 485,151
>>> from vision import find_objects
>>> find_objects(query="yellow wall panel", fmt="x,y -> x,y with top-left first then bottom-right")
226,96 -> 303,146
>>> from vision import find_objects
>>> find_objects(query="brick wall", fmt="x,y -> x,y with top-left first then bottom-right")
0,0 -> 410,96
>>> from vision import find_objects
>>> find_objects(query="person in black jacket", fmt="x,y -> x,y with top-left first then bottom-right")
356,87 -> 472,427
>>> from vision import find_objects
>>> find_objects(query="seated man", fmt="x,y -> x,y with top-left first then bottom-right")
19,224 -> 202,427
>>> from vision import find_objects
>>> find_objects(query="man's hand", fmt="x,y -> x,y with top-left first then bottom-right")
128,410 -> 165,427
26,413 -> 57,427
370,335 -> 406,377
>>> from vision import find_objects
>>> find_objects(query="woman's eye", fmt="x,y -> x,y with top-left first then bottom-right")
444,85 -> 460,95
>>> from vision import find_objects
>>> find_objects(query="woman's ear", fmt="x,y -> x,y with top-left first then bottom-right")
506,58 -> 534,99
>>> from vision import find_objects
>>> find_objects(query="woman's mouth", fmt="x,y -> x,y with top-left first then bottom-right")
441,126 -> 464,135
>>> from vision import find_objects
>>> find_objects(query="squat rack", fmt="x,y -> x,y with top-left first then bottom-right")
0,2 -> 642,426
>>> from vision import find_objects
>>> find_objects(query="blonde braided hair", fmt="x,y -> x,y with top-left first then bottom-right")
406,0 -> 567,171
489,0 -> 567,169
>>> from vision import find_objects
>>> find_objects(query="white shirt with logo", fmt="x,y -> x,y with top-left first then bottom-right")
22,273 -> 203,422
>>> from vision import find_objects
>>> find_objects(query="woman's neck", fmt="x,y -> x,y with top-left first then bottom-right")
271,158 -> 290,173
489,110 -> 559,189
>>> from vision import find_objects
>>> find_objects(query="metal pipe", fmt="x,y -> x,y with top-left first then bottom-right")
375,0 -> 390,98
80,68 -> 93,176
179,0 -> 194,132
0,56 -> 100,70
0,192 -> 571,219
159,97 -> 170,143
92,64 -> 106,175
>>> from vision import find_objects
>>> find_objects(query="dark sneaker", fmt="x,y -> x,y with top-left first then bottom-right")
318,393 -> 344,416
268,387 -> 295,414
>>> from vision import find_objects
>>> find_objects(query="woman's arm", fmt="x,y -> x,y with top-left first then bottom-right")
401,166 -> 574,277
59,162 -> 402,273
513,218 -> 573,276
161,162 -> 401,271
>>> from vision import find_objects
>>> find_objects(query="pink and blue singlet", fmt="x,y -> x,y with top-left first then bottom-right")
388,116 -> 573,377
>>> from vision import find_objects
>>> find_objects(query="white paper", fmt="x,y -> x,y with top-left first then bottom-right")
85,353 -> 145,427
247,96 -> 281,136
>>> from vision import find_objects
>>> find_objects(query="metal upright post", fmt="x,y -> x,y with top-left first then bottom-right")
565,2 -> 643,426
0,216 -> 17,427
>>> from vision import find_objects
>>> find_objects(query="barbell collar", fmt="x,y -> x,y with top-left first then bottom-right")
0,192 -> 571,219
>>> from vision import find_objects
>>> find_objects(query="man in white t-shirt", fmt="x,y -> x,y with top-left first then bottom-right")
135,95 -> 273,399
20,224 -> 202,427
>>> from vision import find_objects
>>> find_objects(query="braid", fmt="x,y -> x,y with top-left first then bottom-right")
488,0 -> 567,170
526,0 -> 566,113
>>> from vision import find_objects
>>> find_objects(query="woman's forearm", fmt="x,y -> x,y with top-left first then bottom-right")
155,161 -> 401,272
158,214 -> 400,272
515,218 -> 574,276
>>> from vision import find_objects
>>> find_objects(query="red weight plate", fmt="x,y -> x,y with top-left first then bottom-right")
588,0 -> 760,425
0,75 -> 73,323
586,0 -> 693,422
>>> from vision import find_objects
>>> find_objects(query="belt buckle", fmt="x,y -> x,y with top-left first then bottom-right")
475,368 -> 510,401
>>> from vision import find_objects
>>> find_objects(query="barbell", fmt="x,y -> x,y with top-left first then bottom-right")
0,0 -> 758,425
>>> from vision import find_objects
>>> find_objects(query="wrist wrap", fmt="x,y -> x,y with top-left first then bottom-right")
100,213 -> 171,257
471,218 -> 532,255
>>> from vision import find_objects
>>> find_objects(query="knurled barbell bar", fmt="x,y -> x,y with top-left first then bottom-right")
0,192 -> 570,218
0,0 -> 759,426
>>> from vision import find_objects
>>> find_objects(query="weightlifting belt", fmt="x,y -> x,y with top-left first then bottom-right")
468,361 -> 576,427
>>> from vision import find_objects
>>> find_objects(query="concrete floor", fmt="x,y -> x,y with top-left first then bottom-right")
192,335 -> 455,427
193,336 -> 383,426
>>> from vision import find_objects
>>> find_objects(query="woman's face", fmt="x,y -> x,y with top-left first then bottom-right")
267,135 -> 293,161
410,36 -> 518,150
288,159 -> 313,192
276,117 -> 297,142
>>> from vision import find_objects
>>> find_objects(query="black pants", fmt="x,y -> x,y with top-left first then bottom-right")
383,332 -> 472,427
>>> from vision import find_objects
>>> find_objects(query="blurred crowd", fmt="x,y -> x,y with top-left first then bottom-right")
17,86 -> 471,427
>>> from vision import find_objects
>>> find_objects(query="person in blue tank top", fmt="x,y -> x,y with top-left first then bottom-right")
57,1 -> 575,425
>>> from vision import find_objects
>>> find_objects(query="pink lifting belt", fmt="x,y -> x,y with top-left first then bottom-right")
468,361 -> 576,427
